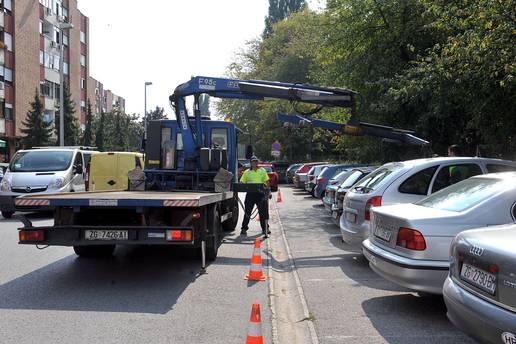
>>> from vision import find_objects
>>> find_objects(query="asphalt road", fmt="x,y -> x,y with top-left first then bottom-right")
275,185 -> 478,344
0,200 -> 272,344
0,187 -> 479,344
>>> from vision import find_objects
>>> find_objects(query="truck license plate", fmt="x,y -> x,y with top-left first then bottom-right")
85,230 -> 128,241
460,263 -> 497,294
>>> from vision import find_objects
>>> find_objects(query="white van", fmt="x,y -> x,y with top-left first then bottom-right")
0,147 -> 98,218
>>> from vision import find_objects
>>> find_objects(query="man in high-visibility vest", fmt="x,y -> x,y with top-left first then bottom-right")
240,156 -> 271,237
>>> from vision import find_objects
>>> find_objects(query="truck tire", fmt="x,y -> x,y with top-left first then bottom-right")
206,210 -> 220,261
73,245 -> 115,258
1,211 -> 14,219
222,198 -> 239,232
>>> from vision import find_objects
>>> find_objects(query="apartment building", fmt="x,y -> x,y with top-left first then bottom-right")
87,76 -> 125,116
0,0 -> 126,161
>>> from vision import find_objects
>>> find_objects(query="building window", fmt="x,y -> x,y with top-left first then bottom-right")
4,0 -> 12,12
4,33 -> 13,52
5,103 -> 13,120
43,52 -> 51,68
80,31 -> 86,43
62,7 -> 68,20
54,83 -> 61,100
39,21 -> 43,35
40,81 -> 53,98
4,68 -> 13,83
43,111 -> 54,124
63,34 -> 69,46
80,78 -> 86,89
63,62 -> 69,75
53,55 -> 60,70
80,55 -> 86,67
40,51 -> 44,65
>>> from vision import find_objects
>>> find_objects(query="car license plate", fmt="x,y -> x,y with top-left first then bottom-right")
374,226 -> 391,242
345,211 -> 356,223
460,263 -> 497,294
85,230 -> 128,241
332,211 -> 339,219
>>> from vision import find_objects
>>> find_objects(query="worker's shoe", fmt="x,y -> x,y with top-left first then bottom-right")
240,230 -> 248,236
262,229 -> 271,235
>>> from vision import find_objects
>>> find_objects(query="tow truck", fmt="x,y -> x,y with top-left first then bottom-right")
15,76 -> 426,266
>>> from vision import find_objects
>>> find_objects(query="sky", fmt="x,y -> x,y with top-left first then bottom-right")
79,0 -> 325,118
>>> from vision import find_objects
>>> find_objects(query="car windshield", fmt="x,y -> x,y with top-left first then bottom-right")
9,150 -> 74,172
341,170 -> 365,188
307,166 -> 316,175
332,170 -> 351,182
352,164 -> 404,193
416,177 -> 510,212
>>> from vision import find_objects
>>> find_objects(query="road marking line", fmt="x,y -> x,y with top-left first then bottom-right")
266,230 -> 279,344
272,197 -> 319,344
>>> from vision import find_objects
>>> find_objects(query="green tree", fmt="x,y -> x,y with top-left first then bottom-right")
21,90 -> 53,148
146,106 -> 167,121
199,94 -> 210,118
263,0 -> 306,38
82,99 -> 94,147
112,109 -> 126,151
55,83 -> 80,146
94,111 -> 106,151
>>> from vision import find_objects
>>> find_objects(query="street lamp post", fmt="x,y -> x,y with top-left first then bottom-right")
57,22 -> 73,147
144,81 -> 153,139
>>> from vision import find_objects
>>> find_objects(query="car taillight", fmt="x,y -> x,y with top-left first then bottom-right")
299,165 -> 310,173
166,230 -> 192,241
318,177 -> 326,184
19,230 -> 45,242
85,162 -> 90,191
309,176 -> 315,181
396,227 -> 426,251
364,196 -> 382,221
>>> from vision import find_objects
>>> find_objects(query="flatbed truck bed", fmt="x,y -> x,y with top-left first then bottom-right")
15,190 -> 240,265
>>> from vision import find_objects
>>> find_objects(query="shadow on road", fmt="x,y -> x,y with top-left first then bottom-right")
1,211 -> 53,224
0,246 -> 203,314
361,294 -> 477,343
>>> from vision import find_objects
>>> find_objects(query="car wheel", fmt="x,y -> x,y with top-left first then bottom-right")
73,245 -> 115,257
1,211 -> 14,219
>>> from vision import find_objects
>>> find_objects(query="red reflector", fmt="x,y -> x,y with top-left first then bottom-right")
166,230 -> 192,241
396,227 -> 426,251
192,212 -> 201,220
364,196 -> 382,221
19,230 -> 45,242
488,264 -> 498,274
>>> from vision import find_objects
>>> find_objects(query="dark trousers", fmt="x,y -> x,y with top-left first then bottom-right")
241,192 -> 269,232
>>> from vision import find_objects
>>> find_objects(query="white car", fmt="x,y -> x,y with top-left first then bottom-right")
362,172 -> 516,294
340,157 -> 516,246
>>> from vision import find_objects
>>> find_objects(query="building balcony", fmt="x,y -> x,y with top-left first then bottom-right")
0,81 -> 4,100
0,12 -> 4,29
0,118 -> 4,135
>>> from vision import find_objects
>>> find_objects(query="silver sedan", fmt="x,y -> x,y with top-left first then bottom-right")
444,223 -> 516,343
362,172 -> 516,294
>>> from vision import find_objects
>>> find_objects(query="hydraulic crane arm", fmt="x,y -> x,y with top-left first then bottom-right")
169,76 -> 357,157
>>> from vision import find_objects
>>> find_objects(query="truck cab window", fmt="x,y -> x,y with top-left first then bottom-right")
211,128 -> 227,149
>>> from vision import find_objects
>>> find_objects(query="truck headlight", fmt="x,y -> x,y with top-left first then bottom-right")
49,177 -> 65,190
0,179 -> 11,192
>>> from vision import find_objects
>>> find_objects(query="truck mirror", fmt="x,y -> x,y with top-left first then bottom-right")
245,145 -> 253,159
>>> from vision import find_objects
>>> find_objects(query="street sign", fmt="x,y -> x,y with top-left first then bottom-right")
271,140 -> 281,158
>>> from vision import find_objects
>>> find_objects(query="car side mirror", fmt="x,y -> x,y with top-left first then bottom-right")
245,145 -> 253,159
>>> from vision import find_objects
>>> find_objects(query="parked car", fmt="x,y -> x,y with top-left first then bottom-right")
444,223 -> 516,343
87,152 -> 144,191
330,167 -> 376,225
271,161 -> 290,184
286,163 -> 303,184
0,147 -> 98,219
323,169 -> 358,211
294,162 -> 328,188
305,164 -> 331,195
340,157 -> 516,246
313,163 -> 364,198
362,172 -> 516,295
259,163 -> 279,192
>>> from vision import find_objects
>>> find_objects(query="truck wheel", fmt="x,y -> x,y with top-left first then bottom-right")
1,211 -> 14,219
222,198 -> 239,232
73,245 -> 115,258
206,210 -> 220,261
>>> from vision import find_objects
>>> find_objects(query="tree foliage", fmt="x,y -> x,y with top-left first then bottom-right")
82,99 -> 94,147
21,91 -> 53,149
263,0 -> 307,38
219,0 -> 516,162
54,83 -> 80,146
93,109 -> 143,152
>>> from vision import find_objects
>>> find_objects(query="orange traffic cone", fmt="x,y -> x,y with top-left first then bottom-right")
245,303 -> 264,344
276,189 -> 283,203
245,238 -> 267,281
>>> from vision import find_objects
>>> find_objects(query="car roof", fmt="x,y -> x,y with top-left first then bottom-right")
470,171 -> 516,180
403,156 -> 516,166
